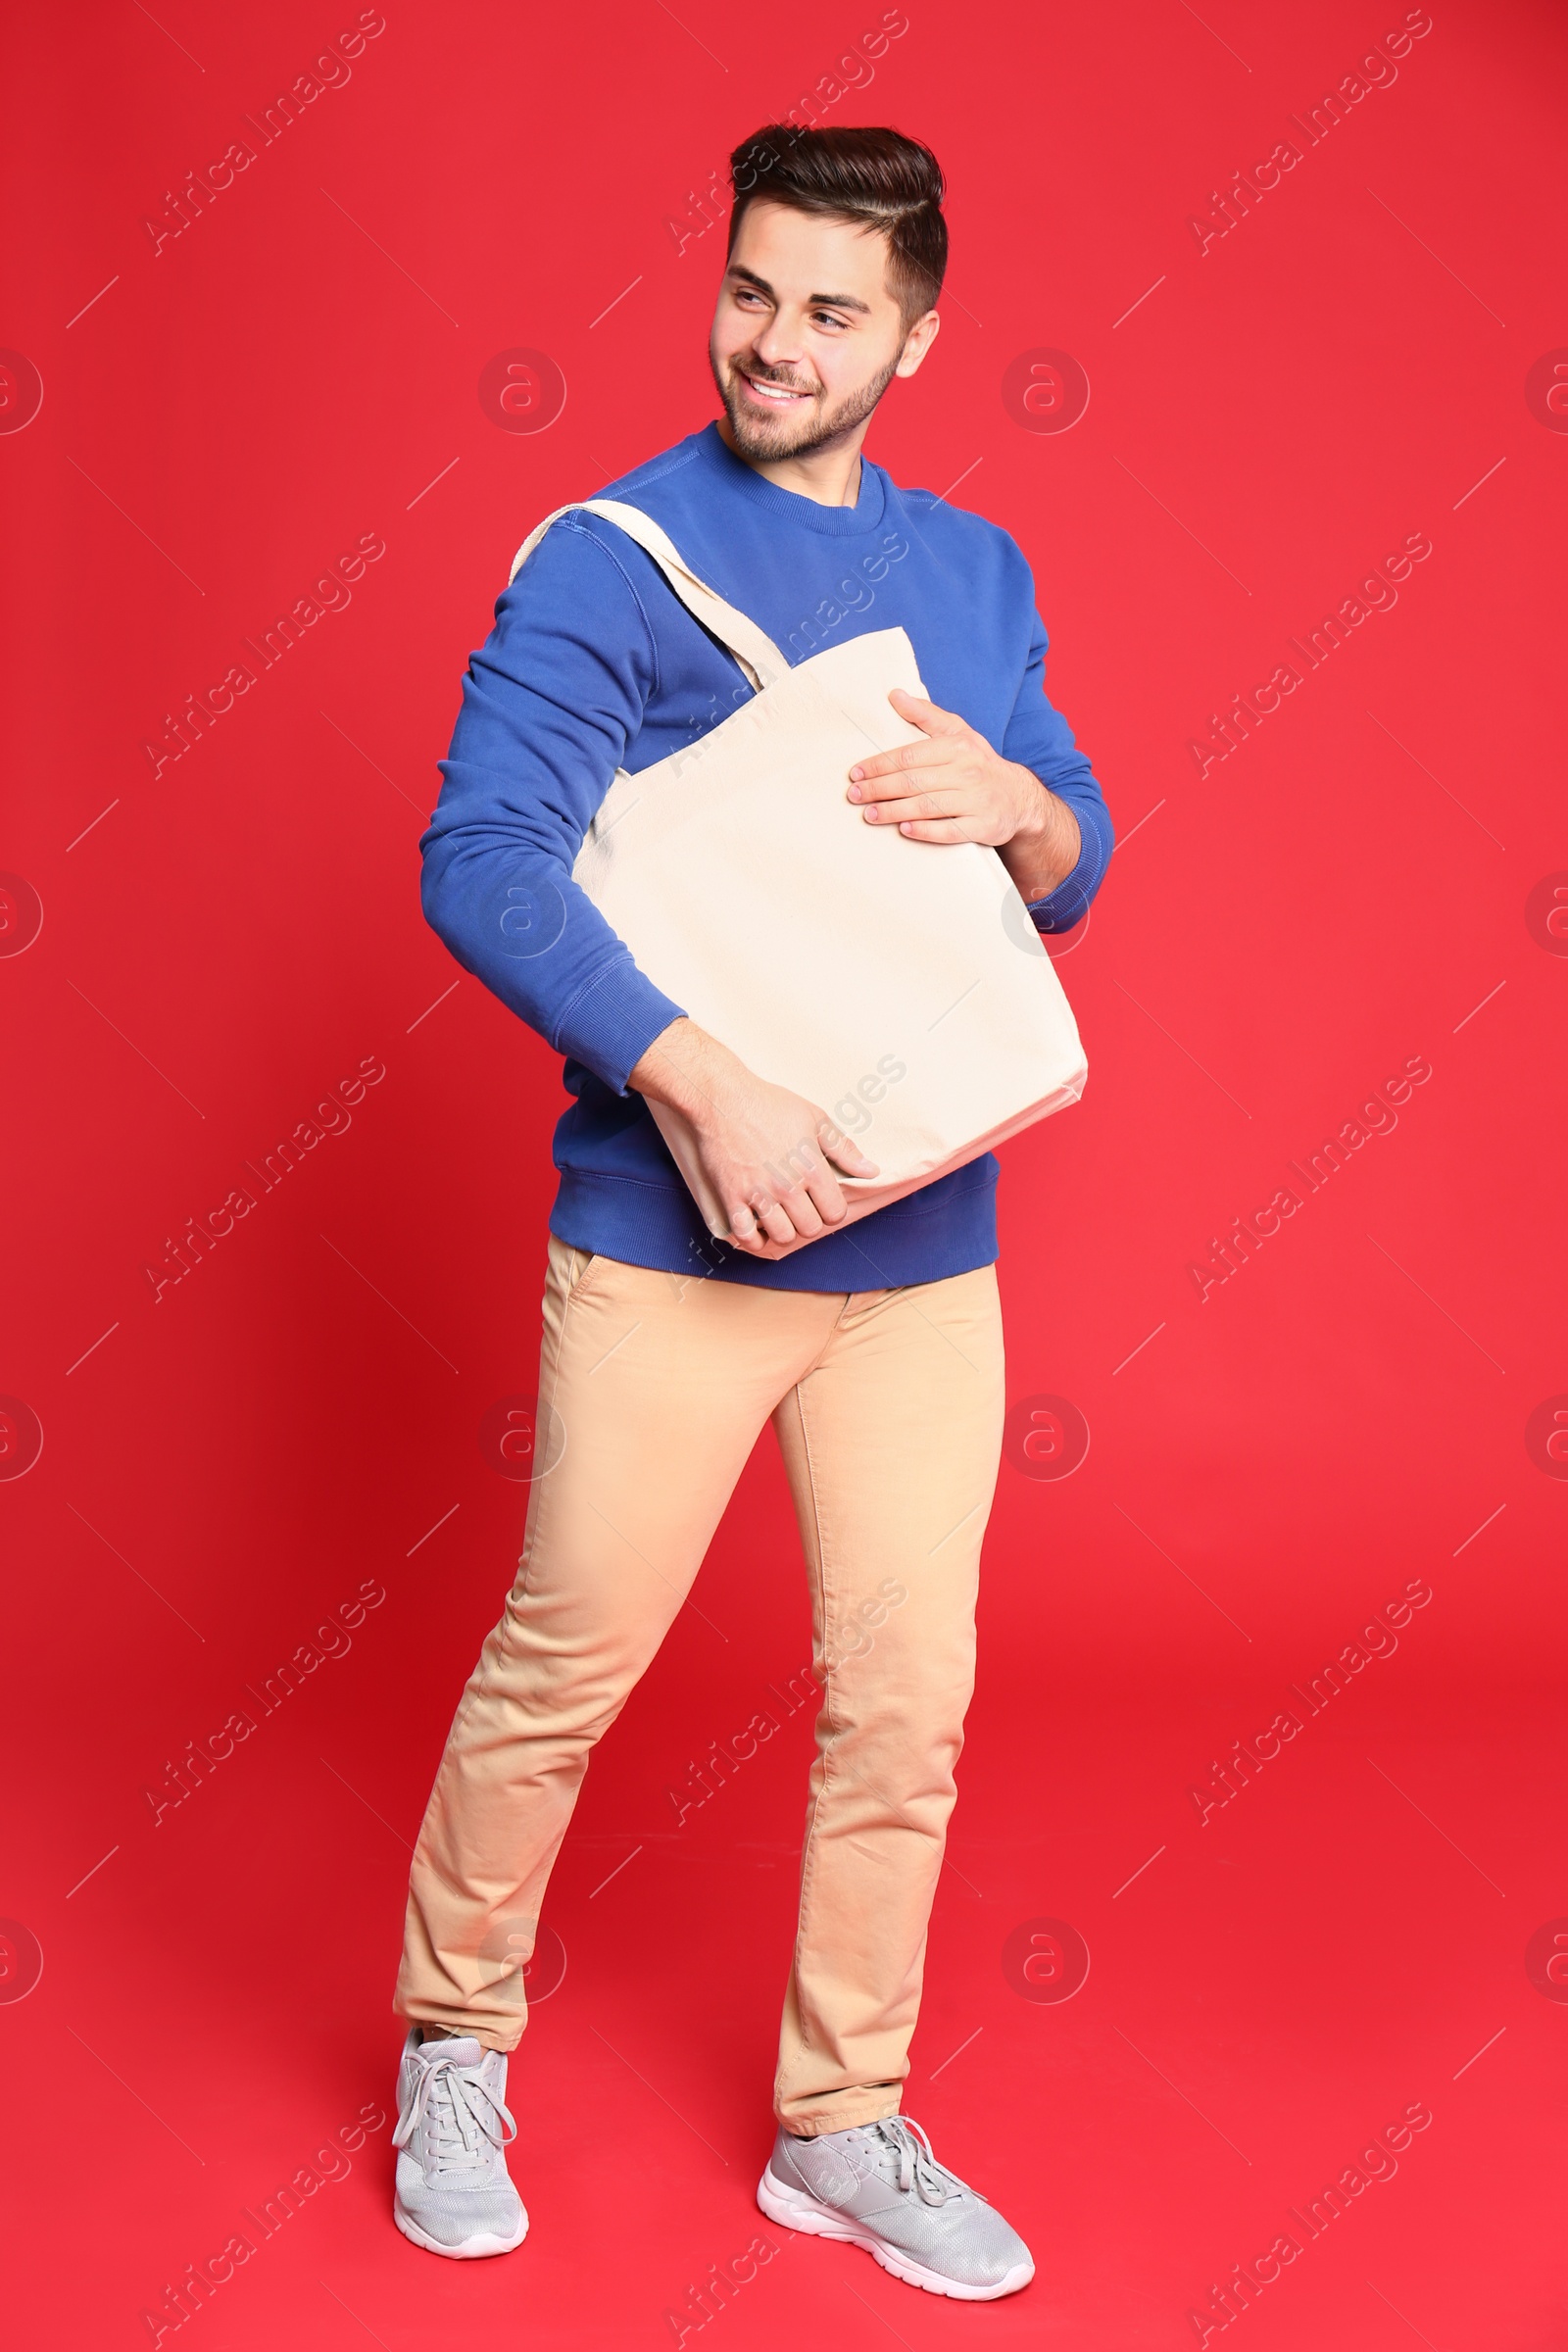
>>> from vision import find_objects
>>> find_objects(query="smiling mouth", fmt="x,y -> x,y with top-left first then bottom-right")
737,368 -> 815,406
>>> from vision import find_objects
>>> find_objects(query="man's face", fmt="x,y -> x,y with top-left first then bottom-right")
709,198 -> 937,462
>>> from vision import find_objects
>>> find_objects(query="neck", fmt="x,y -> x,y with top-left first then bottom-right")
715,412 -> 866,508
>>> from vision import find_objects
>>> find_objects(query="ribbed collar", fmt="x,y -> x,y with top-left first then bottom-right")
693,418 -> 890,538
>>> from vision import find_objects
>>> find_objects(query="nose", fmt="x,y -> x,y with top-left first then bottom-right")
749,313 -> 809,378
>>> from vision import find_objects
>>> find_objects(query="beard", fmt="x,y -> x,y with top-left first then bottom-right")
710,342 -> 903,464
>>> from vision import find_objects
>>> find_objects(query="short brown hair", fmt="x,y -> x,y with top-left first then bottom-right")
727,124 -> 947,329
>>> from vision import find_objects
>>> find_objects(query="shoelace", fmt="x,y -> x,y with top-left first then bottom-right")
867,2117 -> 967,2207
393,2052 -> 516,2178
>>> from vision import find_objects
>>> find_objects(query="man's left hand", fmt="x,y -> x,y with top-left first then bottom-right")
848,686 -> 1081,902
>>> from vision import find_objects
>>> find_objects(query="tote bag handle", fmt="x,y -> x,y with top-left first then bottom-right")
510,497 -> 790,694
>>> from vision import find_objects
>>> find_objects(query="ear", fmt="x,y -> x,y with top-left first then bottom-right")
895,310 -> 941,378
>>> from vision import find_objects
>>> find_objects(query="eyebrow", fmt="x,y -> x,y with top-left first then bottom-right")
725,264 -> 871,316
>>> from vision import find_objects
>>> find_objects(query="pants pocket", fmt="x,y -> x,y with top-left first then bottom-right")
564,1248 -> 604,1300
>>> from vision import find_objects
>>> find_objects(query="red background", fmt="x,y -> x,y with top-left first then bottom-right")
3,0 -> 1565,2344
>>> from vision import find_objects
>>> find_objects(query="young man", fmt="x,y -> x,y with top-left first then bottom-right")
392,124 -> 1112,2301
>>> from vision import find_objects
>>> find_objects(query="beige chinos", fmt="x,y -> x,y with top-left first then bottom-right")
396,1232 -> 1004,2136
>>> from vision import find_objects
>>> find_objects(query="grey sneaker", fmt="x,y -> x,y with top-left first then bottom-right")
758,2116 -> 1033,2300
392,2030 -> 527,2258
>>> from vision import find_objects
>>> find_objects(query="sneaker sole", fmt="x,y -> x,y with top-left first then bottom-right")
393,2196 -> 529,2260
756,2167 -> 1033,2301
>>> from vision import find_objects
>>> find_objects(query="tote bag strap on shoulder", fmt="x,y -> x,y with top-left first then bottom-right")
509,497 -> 789,694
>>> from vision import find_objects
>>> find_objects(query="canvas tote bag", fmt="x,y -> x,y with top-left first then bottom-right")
509,498 -> 1088,1257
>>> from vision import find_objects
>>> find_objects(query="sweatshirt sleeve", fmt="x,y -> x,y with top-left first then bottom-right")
418,517 -> 686,1095
1001,609 -> 1114,933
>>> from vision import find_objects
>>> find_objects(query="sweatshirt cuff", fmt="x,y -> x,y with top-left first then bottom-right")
553,956 -> 686,1097
1025,794 -> 1112,932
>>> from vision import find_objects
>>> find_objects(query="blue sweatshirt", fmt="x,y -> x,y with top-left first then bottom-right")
421,421 -> 1113,1291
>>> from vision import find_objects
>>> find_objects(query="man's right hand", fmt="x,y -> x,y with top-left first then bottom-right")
628,1017 -> 878,1252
